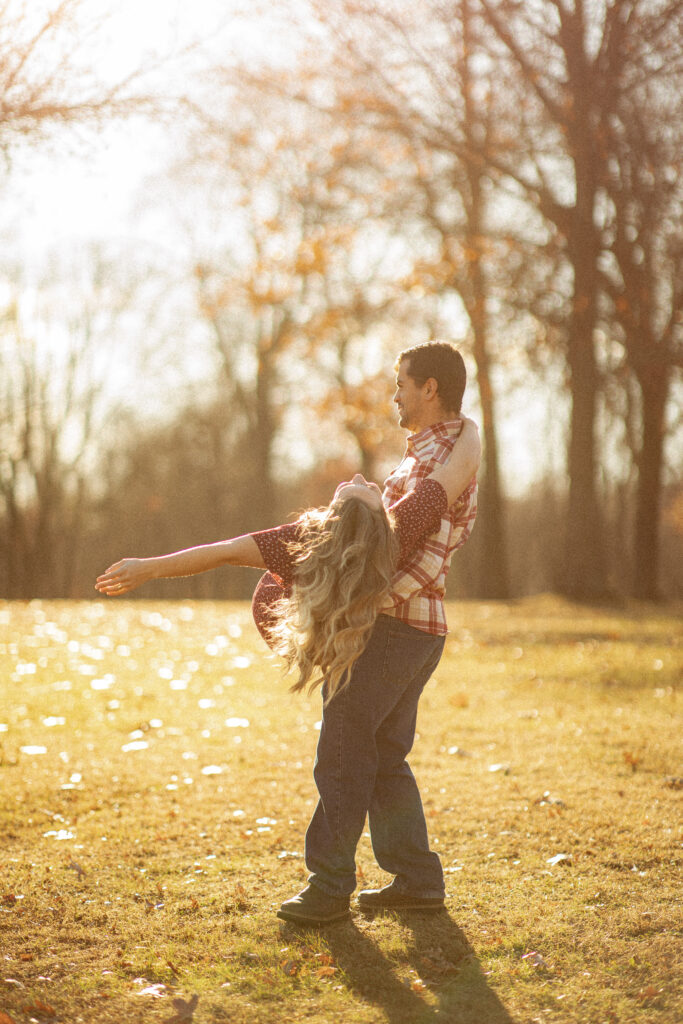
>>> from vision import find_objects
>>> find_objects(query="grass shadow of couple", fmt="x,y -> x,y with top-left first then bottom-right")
282,906 -> 515,1024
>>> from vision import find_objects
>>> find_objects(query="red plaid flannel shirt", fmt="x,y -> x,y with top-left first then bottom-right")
381,419 -> 478,635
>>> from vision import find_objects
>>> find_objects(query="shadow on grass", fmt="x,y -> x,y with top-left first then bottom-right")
288,909 -> 515,1024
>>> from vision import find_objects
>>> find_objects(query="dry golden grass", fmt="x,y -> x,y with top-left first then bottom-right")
0,596 -> 681,1024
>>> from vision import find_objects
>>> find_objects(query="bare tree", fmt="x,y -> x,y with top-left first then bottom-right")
181,89 -> 431,523
225,0 -> 516,595
0,302 -> 100,595
473,0 -> 682,597
600,54 -> 683,598
297,0 -> 681,598
0,0 -> 161,155
0,251 -> 160,596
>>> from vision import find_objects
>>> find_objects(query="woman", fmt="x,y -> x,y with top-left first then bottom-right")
95,420 -> 479,704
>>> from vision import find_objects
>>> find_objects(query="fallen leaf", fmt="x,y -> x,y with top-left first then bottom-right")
410,977 -> 428,992
19,953 -> 34,962
0,1012 -> 17,1024
136,983 -> 167,997
418,953 -> 457,976
22,1002 -> 56,1018
280,959 -> 300,977
534,792 -> 566,807
547,853 -> 572,867
522,951 -> 550,969
638,985 -> 662,1003
316,965 -> 336,978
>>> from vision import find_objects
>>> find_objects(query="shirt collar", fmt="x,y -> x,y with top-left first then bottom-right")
405,419 -> 462,458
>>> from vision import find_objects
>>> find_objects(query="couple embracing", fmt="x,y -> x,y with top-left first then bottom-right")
96,341 -> 479,926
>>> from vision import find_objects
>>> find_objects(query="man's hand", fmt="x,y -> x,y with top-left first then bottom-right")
95,558 -> 155,596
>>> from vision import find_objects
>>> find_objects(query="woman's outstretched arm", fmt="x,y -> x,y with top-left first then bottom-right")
95,534 -> 265,596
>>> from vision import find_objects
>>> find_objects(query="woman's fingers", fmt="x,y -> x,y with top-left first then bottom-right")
95,560 -> 134,595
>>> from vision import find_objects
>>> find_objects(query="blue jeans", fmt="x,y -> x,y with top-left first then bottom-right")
305,614 -> 446,898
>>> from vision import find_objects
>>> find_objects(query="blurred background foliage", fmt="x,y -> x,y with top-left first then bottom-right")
0,0 -> 681,601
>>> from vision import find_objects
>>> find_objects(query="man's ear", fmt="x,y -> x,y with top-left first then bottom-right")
422,377 -> 439,401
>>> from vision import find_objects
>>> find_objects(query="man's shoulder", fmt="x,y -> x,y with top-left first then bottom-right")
410,419 -> 462,461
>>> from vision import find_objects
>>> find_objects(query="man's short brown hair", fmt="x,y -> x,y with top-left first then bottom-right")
396,341 -> 466,414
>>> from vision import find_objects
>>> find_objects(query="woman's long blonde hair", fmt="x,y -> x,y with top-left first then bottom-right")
268,496 -> 398,702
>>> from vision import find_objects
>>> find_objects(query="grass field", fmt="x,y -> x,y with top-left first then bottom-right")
0,596 -> 681,1024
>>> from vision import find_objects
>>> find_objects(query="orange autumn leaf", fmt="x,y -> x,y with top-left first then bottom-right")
23,1003 -> 56,1018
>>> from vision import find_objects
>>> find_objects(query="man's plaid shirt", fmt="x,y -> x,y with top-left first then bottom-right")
381,419 -> 478,635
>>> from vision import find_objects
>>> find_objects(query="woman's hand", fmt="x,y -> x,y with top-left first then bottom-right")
95,558 -> 156,596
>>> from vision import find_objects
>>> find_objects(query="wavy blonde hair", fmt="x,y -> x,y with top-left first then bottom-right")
268,496 -> 398,702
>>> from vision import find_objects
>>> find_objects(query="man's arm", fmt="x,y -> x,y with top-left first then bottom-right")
95,534 -> 265,596
427,417 -> 480,504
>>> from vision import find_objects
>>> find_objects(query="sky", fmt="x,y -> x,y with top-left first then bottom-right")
8,0 -> 247,256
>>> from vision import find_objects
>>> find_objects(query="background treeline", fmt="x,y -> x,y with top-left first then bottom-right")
0,0 -> 681,602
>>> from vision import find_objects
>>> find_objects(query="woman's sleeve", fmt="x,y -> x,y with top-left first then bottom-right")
390,478 -> 449,564
251,571 -> 287,649
250,522 -> 301,586
250,522 -> 302,650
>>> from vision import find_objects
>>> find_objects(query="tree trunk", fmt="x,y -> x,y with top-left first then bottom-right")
471,315 -> 509,598
562,140 -> 608,599
563,282 -> 606,598
632,366 -> 668,600
459,8 -> 510,598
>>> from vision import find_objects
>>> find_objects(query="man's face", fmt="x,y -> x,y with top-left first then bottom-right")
393,359 -> 427,431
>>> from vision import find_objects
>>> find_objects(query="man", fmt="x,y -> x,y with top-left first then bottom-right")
278,340 -> 478,925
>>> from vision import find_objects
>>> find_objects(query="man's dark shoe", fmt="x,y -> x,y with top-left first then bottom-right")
277,884 -> 351,925
358,883 -> 445,913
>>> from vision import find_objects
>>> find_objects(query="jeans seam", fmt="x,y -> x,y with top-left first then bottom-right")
335,684 -> 347,842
